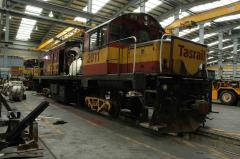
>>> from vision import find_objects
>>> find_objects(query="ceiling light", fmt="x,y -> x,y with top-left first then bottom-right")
207,60 -> 218,64
208,39 -> 231,46
234,26 -> 240,30
208,56 -> 214,60
179,22 -> 211,37
25,5 -> 42,15
179,27 -> 198,37
192,33 -> 217,42
49,11 -> 54,18
223,44 -> 233,50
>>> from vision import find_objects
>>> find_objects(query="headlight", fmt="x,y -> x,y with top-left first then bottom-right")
162,84 -> 168,91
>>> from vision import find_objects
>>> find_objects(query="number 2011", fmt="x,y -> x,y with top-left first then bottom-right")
87,52 -> 99,63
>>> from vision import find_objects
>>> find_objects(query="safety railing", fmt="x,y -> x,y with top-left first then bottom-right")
108,36 -> 137,73
159,33 -> 171,73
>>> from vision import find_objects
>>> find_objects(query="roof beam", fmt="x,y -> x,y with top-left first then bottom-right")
10,0 -> 108,23
111,0 -> 139,18
40,0 -> 74,43
0,7 -> 91,29
207,23 -> 240,34
157,0 -> 216,21
183,23 -> 240,41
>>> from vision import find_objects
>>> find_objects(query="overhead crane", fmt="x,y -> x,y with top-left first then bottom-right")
165,1 -> 240,33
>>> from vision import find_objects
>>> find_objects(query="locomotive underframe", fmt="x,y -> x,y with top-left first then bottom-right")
33,73 -> 212,133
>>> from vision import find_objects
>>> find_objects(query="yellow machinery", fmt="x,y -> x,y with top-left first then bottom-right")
212,80 -> 240,105
165,1 -> 240,33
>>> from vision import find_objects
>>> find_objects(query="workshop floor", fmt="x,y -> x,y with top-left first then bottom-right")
1,91 -> 240,159
207,102 -> 240,138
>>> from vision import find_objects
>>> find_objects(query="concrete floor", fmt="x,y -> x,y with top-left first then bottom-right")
0,91 -> 239,159
207,102 -> 240,138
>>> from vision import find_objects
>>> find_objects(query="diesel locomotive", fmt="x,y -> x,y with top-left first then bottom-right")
33,13 -> 212,133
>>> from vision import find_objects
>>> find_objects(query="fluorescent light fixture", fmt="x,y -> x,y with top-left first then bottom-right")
179,22 -> 211,37
226,56 -> 234,59
25,5 -> 42,15
214,13 -> 240,22
190,0 -> 239,13
160,12 -> 190,28
208,41 -> 219,47
83,0 -> 110,14
179,27 -> 199,37
208,39 -> 231,46
234,26 -> 240,30
192,33 -> 217,42
74,17 -> 87,23
133,0 -> 162,13
207,60 -> 218,64
223,44 -> 233,50
209,51 -> 214,54
16,5 -> 43,41
208,56 -> 214,60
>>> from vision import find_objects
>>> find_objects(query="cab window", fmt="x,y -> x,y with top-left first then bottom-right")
90,31 -> 98,50
101,26 -> 108,46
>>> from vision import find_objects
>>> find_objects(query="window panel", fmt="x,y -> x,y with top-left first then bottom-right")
90,31 -> 98,50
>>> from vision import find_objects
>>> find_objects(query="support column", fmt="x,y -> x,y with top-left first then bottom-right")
218,32 -> 223,79
0,0 -> 3,41
87,0 -> 92,25
140,0 -> 145,13
199,23 -> 204,44
3,12 -> 9,65
172,11 -> 179,36
3,11 -> 9,69
233,38 -> 238,79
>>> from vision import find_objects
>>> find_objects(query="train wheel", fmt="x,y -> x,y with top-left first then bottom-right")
109,100 -> 120,118
220,91 -> 237,106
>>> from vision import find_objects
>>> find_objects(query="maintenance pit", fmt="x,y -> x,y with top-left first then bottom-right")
0,91 -> 239,159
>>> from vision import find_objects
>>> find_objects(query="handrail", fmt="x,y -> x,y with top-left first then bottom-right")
108,36 -> 137,73
159,34 -> 171,73
70,54 -> 75,76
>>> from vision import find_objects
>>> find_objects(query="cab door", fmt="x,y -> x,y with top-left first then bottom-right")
83,27 -> 108,75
